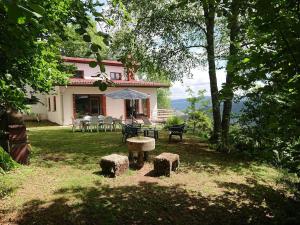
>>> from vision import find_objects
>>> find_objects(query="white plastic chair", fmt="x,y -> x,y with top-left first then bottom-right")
72,117 -> 82,132
82,115 -> 92,132
90,116 -> 100,132
103,116 -> 114,132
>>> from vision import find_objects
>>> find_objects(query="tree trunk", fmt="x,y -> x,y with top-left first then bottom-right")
204,2 -> 222,143
0,110 -> 9,152
221,0 -> 240,152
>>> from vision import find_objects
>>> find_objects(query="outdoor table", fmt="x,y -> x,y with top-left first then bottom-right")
143,128 -> 159,140
127,136 -> 155,168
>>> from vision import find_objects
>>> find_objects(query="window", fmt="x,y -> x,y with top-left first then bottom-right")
53,96 -> 56,112
74,95 -> 103,117
110,72 -> 121,80
48,98 -> 51,111
74,70 -> 84,78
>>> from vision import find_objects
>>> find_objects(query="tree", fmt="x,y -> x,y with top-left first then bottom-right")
157,89 -> 171,109
60,21 -> 109,58
185,87 -> 211,135
0,0 -> 119,150
109,0 -> 226,141
234,0 -> 300,175
219,0 -> 244,152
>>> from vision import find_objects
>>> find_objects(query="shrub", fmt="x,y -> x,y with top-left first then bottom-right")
165,116 -> 184,128
0,147 -> 18,173
187,111 -> 212,138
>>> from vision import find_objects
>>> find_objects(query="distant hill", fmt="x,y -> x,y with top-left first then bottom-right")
171,98 -> 244,114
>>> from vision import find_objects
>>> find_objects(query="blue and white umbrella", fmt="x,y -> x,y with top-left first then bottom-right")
105,88 -> 149,100
105,89 -> 149,122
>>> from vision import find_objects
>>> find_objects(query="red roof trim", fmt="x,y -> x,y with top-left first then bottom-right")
62,56 -> 123,67
66,78 -> 170,88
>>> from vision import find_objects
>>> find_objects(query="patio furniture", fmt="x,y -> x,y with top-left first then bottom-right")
100,154 -> 129,177
153,153 -> 180,177
81,115 -> 92,132
121,124 -> 140,142
144,128 -> 159,140
103,116 -> 114,132
90,116 -> 100,132
168,124 -> 186,142
106,89 -> 149,124
71,117 -> 82,132
127,137 -> 155,168
112,116 -> 123,130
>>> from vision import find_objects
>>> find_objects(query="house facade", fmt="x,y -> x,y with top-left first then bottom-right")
29,56 -> 169,125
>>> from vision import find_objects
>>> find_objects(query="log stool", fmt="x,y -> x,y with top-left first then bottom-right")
100,154 -> 129,177
153,153 -> 180,177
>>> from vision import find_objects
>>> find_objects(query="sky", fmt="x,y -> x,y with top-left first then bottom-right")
170,68 -> 227,99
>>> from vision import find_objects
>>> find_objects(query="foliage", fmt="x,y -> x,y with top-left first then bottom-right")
157,88 -> 171,109
165,116 -> 184,128
232,0 -> 300,176
0,147 -> 18,173
0,0 -> 114,111
185,88 -> 212,137
109,0 -> 227,81
60,21 -> 109,58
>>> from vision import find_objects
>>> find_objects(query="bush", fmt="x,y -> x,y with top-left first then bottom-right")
165,116 -> 184,128
0,147 -> 18,173
187,111 -> 212,138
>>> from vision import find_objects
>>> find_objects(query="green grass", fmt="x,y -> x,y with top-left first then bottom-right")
0,123 -> 299,225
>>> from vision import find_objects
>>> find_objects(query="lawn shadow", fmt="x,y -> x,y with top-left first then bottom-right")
28,128 -> 269,175
12,179 -> 300,225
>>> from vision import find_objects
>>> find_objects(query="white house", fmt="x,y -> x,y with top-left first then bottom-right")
29,56 -> 169,125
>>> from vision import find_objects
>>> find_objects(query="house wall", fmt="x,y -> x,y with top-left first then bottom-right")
58,86 -> 157,125
24,92 -> 48,121
45,87 -> 64,125
66,62 -> 127,80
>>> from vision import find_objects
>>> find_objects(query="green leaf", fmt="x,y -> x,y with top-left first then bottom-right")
17,16 -> 26,24
242,58 -> 250,63
83,34 -> 91,42
75,28 -> 86,35
89,61 -> 97,68
91,43 -> 99,52
99,82 -> 108,91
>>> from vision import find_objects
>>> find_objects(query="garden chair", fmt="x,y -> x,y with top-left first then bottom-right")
98,115 -> 105,130
121,124 -> 140,142
81,115 -> 92,132
113,115 -> 123,130
71,117 -> 82,132
90,116 -> 100,132
168,124 -> 186,142
103,116 -> 114,132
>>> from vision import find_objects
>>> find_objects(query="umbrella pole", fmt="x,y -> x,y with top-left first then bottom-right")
131,99 -> 134,124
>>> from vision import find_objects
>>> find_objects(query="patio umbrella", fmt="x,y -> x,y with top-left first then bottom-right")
105,89 -> 149,123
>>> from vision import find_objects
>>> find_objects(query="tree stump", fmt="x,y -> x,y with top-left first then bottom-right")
154,153 -> 180,177
100,154 -> 129,177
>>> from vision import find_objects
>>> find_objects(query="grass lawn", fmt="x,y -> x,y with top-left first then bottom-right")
0,123 -> 299,225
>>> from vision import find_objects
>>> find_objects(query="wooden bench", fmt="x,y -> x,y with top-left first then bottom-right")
153,153 -> 180,177
100,154 -> 129,177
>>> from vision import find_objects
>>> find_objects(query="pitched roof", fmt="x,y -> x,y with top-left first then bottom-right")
68,78 -> 170,88
62,56 -> 123,67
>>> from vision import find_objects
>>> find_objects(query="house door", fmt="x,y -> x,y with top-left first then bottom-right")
125,99 -> 139,119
